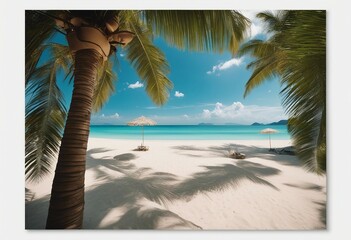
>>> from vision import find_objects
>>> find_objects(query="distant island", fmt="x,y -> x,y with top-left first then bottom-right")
251,120 -> 288,126
198,123 -> 214,126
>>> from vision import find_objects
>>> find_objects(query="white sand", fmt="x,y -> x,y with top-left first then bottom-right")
25,138 -> 326,230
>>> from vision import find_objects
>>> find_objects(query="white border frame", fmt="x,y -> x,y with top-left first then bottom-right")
1,1 -> 350,239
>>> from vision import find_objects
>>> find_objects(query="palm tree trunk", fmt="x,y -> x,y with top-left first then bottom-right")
46,49 -> 102,229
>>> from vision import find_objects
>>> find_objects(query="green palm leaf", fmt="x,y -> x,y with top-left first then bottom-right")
25,11 -> 56,83
238,40 -> 279,59
256,11 -> 288,33
238,40 -> 283,97
125,13 -> 173,105
92,59 -> 117,112
25,43 -> 72,182
279,11 -> 326,173
243,57 -> 280,97
143,10 -> 250,54
239,10 -> 326,173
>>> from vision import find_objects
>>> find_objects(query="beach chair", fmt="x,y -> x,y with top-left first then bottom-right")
277,146 -> 295,155
137,145 -> 149,151
228,149 -> 246,159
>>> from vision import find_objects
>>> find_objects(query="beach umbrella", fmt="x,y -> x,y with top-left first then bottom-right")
260,128 -> 279,150
127,116 -> 156,146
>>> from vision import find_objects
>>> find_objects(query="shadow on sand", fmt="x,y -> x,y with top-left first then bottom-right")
284,182 -> 324,191
84,146 -> 283,228
84,149 -> 198,229
83,168 -> 182,228
25,145 -> 291,229
94,205 -> 202,229
174,161 -> 280,198
314,200 -> 327,228
172,143 -> 302,167
25,195 -> 50,229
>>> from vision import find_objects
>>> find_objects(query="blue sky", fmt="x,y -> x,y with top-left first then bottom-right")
50,11 -> 287,125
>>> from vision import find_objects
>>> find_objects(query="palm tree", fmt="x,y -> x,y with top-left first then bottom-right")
238,10 -> 326,174
25,10 -> 249,228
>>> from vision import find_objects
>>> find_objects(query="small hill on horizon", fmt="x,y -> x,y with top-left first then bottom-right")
198,123 -> 214,126
251,120 -> 288,126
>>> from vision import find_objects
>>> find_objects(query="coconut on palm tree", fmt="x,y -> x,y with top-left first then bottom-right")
238,10 -> 326,174
25,10 -> 250,228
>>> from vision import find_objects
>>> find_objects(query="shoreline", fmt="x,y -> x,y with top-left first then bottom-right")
26,137 -> 326,230
88,137 -> 293,144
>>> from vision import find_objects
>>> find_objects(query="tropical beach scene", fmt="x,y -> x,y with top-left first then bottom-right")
25,10 -> 326,230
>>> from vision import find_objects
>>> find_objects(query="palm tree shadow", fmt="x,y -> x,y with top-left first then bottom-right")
114,153 -> 138,161
83,168 -> 180,229
86,148 -> 138,178
25,195 -> 50,229
172,145 -> 226,158
26,148 -> 283,229
284,182 -> 324,191
83,150 -> 280,228
314,200 -> 327,228
25,188 -> 35,202
25,164 -> 180,229
104,205 -> 201,229
174,161 -> 280,198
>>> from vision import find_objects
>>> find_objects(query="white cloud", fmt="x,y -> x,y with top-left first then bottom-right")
128,81 -> 144,89
207,57 -> 243,75
250,23 -> 264,39
202,109 -> 211,119
219,58 -> 243,70
201,101 -> 286,124
119,53 -> 125,57
100,113 -> 119,119
91,113 -> 120,124
241,10 -> 267,39
137,102 -> 286,125
202,102 -> 244,119
174,91 -> 185,97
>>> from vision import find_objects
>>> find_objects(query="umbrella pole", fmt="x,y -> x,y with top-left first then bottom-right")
269,133 -> 271,149
142,125 -> 144,146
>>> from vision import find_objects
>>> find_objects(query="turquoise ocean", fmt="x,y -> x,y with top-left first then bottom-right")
90,125 -> 290,140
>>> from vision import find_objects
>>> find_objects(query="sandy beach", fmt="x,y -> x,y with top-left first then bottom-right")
25,138 -> 326,230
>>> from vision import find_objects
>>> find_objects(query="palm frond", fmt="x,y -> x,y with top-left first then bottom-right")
244,57 -> 279,97
280,63 -> 326,174
26,64 -> 66,182
238,40 -> 278,59
287,107 -> 325,174
92,59 -> 117,112
50,43 -> 72,73
25,10 -> 57,83
280,11 -> 326,173
25,44 -> 72,182
143,10 -> 250,54
125,13 -> 173,105
239,10 -> 326,174
238,39 -> 282,97
256,11 -> 287,33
